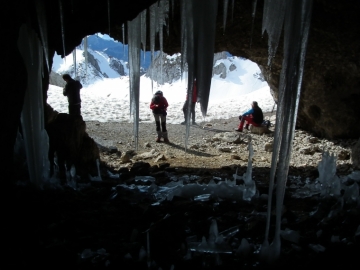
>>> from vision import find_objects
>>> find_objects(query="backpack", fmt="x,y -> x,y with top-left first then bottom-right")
262,120 -> 271,129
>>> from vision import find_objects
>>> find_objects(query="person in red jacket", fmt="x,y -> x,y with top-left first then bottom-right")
181,79 -> 197,125
150,90 -> 169,143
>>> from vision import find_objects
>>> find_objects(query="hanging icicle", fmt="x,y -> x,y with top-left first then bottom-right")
73,49 -> 77,78
249,0 -> 258,49
127,13 -> 141,150
223,0 -> 229,34
262,0 -> 286,67
17,24 -> 50,188
149,2 -> 158,92
180,0 -> 218,150
262,0 -> 313,263
141,9 -> 147,62
122,23 -> 125,54
58,0 -> 66,58
35,0 -> 50,72
83,36 -> 88,82
231,0 -> 234,22
107,0 -> 111,35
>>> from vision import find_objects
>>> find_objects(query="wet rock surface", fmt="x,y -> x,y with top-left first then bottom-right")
8,116 -> 360,269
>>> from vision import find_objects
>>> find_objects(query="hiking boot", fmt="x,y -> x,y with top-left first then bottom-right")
192,121 -> 197,125
156,137 -> 161,143
234,128 -> 243,132
180,121 -> 186,125
164,138 -> 170,143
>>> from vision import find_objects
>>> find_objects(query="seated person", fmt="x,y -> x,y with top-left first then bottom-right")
235,101 -> 264,132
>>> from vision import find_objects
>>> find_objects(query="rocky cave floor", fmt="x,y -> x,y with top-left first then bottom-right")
9,116 -> 360,269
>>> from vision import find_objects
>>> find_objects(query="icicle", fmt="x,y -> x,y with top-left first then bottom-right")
122,23 -> 125,54
249,0 -> 258,49
58,0 -> 66,58
83,36 -> 88,81
128,13 -> 141,150
140,9 -> 147,62
231,0 -> 234,22
262,0 -> 286,67
107,0 -> 111,35
158,0 -> 165,84
149,2 -> 158,92
262,0 -> 313,263
73,49 -> 77,78
223,0 -> 228,34
171,0 -> 175,18
17,24 -> 50,187
35,0 -> 50,72
181,0 -> 218,150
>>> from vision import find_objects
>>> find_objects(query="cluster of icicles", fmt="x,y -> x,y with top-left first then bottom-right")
20,0 -> 314,264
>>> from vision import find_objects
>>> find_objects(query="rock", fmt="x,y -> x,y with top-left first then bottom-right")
249,125 -> 269,135
108,146 -> 118,153
121,153 -> 132,163
155,154 -> 167,162
231,155 -> 241,160
338,150 -> 350,160
299,147 -> 315,155
308,137 -> 319,143
144,142 -> 151,147
217,146 -> 232,152
265,142 -> 273,152
133,149 -> 159,160
352,139 -> 360,168
213,132 -> 243,144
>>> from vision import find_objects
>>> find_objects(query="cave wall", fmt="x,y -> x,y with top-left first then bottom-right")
2,0 -> 359,180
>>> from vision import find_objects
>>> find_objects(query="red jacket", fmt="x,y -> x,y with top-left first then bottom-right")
150,96 -> 168,114
186,81 -> 197,102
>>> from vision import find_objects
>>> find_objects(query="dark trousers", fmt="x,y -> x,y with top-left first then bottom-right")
69,103 -> 81,116
182,100 -> 196,122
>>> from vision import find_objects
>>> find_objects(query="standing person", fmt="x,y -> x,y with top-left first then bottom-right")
235,101 -> 264,132
62,74 -> 83,116
150,90 -> 169,143
181,79 -> 197,125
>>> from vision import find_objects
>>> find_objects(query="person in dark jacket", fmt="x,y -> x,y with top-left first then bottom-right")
62,74 -> 83,116
150,90 -> 169,143
235,101 -> 264,132
181,79 -> 197,125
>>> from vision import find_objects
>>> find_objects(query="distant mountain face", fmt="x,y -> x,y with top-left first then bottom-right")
145,51 -> 265,85
87,35 -> 152,70
52,35 -> 264,87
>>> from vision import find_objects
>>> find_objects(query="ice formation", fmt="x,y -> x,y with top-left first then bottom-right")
262,0 -> 313,263
17,24 -> 50,188
35,0 -> 50,71
58,0 -> 66,58
127,13 -> 141,149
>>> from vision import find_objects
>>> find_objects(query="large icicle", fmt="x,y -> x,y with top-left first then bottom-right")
262,0 -> 286,67
83,36 -> 88,81
149,2 -> 158,92
35,0 -> 50,72
58,0 -> 66,58
73,49 -> 77,78
223,0 -> 228,33
17,24 -> 50,188
122,23 -> 125,54
140,9 -> 147,61
231,0 -> 234,22
262,0 -> 313,263
107,0 -> 111,35
250,0 -> 258,48
181,0 -> 218,150
128,13 -> 141,150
